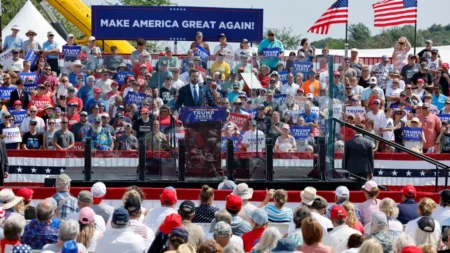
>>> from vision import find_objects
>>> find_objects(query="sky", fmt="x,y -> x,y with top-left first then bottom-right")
83,0 -> 449,51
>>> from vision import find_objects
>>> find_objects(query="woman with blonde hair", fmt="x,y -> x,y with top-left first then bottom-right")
358,181 -> 381,225
342,201 -> 364,234
77,207 -> 103,251
405,197 -> 439,238
260,189 -> 293,223
392,37 -> 412,71
251,227 -> 281,253
301,217 -> 334,253
379,198 -> 403,237
359,239 -> 383,253
192,185 -> 220,223
125,185 -> 148,217
419,243 -> 437,253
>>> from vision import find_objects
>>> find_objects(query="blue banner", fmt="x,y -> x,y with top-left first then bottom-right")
62,45 -> 82,58
279,70 -> 289,84
438,114 -> 450,123
194,45 -> 210,63
403,127 -> 422,142
91,6 -> 264,42
391,104 -> 412,113
290,126 -> 312,140
11,111 -> 27,125
116,71 -> 134,85
179,107 -> 226,123
293,61 -> 313,76
125,91 -> 147,106
247,109 -> 257,118
221,136 -> 240,152
273,94 -> 287,105
19,72 -> 37,85
24,50 -> 39,69
0,87 -> 16,99
261,48 -> 279,59
24,84 -> 37,93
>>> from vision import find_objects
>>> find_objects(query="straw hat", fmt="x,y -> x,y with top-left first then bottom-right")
407,117 -> 422,128
0,189 -> 23,210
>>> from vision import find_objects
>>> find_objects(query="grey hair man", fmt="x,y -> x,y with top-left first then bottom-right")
214,221 -> 233,248
206,210 -> 244,248
3,214 -> 26,242
52,174 -> 78,220
223,242 -> 245,253
65,190 -> 106,233
392,232 -> 415,253
42,220 -> 88,253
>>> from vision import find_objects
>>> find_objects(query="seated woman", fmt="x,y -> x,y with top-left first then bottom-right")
259,189 -> 293,223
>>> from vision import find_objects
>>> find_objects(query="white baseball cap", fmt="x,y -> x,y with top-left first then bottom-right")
369,77 -> 377,85
306,93 -> 314,99
88,36 -> 96,41
335,186 -> 350,198
67,34 -> 74,39
91,182 -> 107,198
11,25 -> 20,31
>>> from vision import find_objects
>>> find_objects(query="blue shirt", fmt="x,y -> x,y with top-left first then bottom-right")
361,87 -> 386,101
258,39 -> 285,68
3,35 -> 23,50
333,82 -> 345,100
301,111 -> 319,123
432,94 -> 447,110
21,219 -> 59,249
84,98 -> 106,113
68,72 -> 87,86
227,91 -> 240,104
77,85 -> 94,105
42,41 -> 59,59
264,204 -> 293,223
397,199 -> 419,224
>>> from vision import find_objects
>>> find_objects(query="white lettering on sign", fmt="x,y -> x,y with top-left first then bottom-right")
100,19 -> 130,27
99,19 -> 255,30
193,110 -> 214,120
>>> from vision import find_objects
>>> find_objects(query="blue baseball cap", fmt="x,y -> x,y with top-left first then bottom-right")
112,208 -> 130,228
272,238 -> 297,253
61,240 -> 78,253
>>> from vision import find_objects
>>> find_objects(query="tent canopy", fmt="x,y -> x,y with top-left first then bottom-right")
2,0 -> 66,49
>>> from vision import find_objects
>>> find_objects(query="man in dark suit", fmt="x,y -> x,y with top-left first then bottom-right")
174,69 -> 216,111
343,133 -> 374,180
9,78 -> 30,108
0,138 -> 9,186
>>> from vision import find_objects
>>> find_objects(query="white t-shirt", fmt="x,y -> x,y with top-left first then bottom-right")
281,83 -> 300,95
213,44 -> 235,67
405,216 -> 441,239
351,85 -> 364,96
323,225 -> 362,253
127,219 -> 155,252
20,116 -> 46,133
385,88 -> 403,107
65,212 -> 106,233
380,117 -> 395,141
242,129 -> 266,152
3,58 -> 24,72
171,79 -> 185,91
431,206 -> 450,225
366,110 -> 385,135
311,212 -> 333,236
95,228 -> 146,253
144,206 -> 177,232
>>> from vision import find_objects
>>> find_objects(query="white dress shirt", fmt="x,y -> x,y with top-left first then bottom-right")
323,225 -> 361,253
95,227 -> 145,253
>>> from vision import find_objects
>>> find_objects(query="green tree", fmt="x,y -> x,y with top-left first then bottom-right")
258,27 -> 302,50
311,37 -> 345,49
348,23 -> 372,48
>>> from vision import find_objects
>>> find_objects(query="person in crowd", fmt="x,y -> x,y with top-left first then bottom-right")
306,193 -> 333,236
176,200 -> 203,250
430,189 -> 450,224
212,221 -> 234,249
288,206 -> 310,249
326,186 -> 361,220
77,75 -> 95,105
3,49 -> 23,72
392,37 -> 412,71
9,78 -> 29,108
250,227 -> 281,253
242,119 -> 266,152
342,234 -> 364,253
414,216 -> 440,249
0,214 -> 25,251
376,198 -> 403,237
52,174 -> 78,220
75,207 -> 103,251
301,70 -> 320,97
342,201 -> 364,235
64,190 -> 106,233
205,210 -> 244,248
145,188 -> 177,232
148,213 -> 182,253
116,123 -> 138,151
53,117 -> 75,150
301,216 -> 333,253
42,219 -> 88,253
371,55 -> 394,90
197,240 -> 223,253
42,31 -> 60,75
123,196 -> 154,251
89,182 -> 114,223
392,233 -> 416,253
21,119 -> 43,149
324,205 -> 362,253
85,116 -> 114,150
405,197 -> 439,238
190,31 -> 210,53
210,53 -> 230,81
81,36 -> 102,72
438,228 -> 450,253
103,45 -> 124,71
95,208 -> 145,253
367,212 -> 394,253
401,54 -> 420,85
85,88 -> 106,113
0,113 -> 21,150
259,189 -> 293,223
164,227 -> 189,252
361,77 -> 385,106
232,183 -> 257,223
21,199 -> 59,249
70,111 -> 91,142
432,85 -> 448,111
3,25 -> 23,50
192,185 -> 220,223
241,208 -> 269,252
16,188 -> 35,220
359,239 -> 383,253
211,194 -> 252,237
145,120 -> 168,151
358,181 -> 381,225
344,130 -> 375,179
397,185 -> 419,225
417,103 -> 441,153
258,30 -> 285,72
411,62 -> 434,89
274,124 -> 296,152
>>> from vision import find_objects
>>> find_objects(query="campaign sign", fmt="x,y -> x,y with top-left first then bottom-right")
290,126 -> 312,140
125,91 -> 147,106
391,104 -> 412,113
10,111 -> 27,126
438,114 -> 450,123
0,48 -> 14,66
229,112 -> 248,128
278,71 -> 289,84
403,127 -> 422,142
179,107 -> 226,123
273,94 -> 287,105
194,65 -> 207,74
24,84 -> 37,93
62,46 -> 82,57
289,110 -> 303,122
0,87 -> 15,99
248,109 -> 257,118
19,72 -> 37,85
311,106 -> 320,115
24,50 -> 39,69
91,6 -> 263,42
116,71 -> 134,85
333,104 -> 343,119
346,106 -> 366,116
293,61 -> 313,76
221,136 -> 240,152
194,46 -> 210,63
2,127 -> 22,144
261,48 -> 279,59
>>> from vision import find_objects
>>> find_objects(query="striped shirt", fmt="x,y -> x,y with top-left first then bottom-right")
264,204 -> 293,223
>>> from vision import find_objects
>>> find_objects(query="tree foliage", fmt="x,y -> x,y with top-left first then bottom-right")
258,27 -> 302,50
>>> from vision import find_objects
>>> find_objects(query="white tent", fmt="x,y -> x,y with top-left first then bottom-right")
2,0 -> 66,49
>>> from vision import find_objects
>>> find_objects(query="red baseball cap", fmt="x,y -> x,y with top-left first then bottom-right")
94,88 -> 102,94
111,81 -> 118,86
443,63 -> 449,69
402,185 -> 416,197
330,205 -> 347,219
297,88 -> 304,93
160,189 -> 177,205
401,246 -> 422,253
16,188 -> 34,201
158,213 -> 182,234
141,108 -> 149,114
13,100 -> 23,106
128,76 -> 135,81
159,51 -> 166,56
417,78 -> 424,83
225,194 -> 242,211
333,71 -> 341,76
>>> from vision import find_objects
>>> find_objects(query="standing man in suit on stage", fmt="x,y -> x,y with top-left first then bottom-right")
0,138 -> 9,186
174,69 -> 217,111
343,133 -> 374,180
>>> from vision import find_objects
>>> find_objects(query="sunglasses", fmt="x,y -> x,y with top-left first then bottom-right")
268,34 -> 274,36
45,68 -> 52,71
30,123 -> 37,126
61,122 -> 69,124
94,122 -> 100,124
38,87 -> 45,89
161,110 -> 168,113
30,111 -> 37,113
334,75 -> 340,78
422,106 -> 429,109
234,103 -> 242,106
48,122 -> 55,125
406,87 -> 412,89
80,115 -> 87,117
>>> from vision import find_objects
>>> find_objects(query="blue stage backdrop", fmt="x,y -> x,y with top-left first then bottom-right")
91,6 -> 264,42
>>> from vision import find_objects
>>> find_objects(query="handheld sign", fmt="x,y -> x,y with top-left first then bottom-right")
62,45 -> 82,58
229,112 -> 249,129
288,110 -> 303,122
194,65 -> 207,75
179,107 -> 226,123
278,70 -> 289,84
290,126 -> 312,140
221,136 -> 240,152
194,45 -> 210,63
0,48 -> 14,66
19,72 -> 37,85
10,111 -> 27,126
240,73 -> 263,89
0,87 -> 16,99
261,48 -> 279,59
24,50 -> 39,69
333,104 -> 343,119
2,127 -> 22,144
438,114 -> 450,123
125,91 -> 147,106
293,61 -> 313,76
116,71 -> 135,85
403,127 -> 422,142
346,106 -> 366,116
273,94 -> 287,105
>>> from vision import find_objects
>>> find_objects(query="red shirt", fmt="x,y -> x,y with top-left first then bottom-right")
242,227 -> 266,252
106,90 -> 122,100
157,115 -> 174,129
67,113 -> 81,128
340,126 -> 356,141
37,75 -> 58,90
257,74 -> 269,89
28,95 -> 54,117
1,239 -> 20,253
66,96 -> 84,112
132,63 -> 153,77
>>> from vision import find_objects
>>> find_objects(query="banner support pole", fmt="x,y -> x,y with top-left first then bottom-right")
413,17 -> 417,55
174,40 -> 178,55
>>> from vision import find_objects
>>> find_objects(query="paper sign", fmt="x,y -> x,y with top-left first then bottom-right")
116,71 -> 134,85
333,104 -> 343,119
19,72 -> 37,85
194,65 -> 207,74
293,61 -> 313,76
273,94 -> 287,105
346,106 -> 366,116
221,136 -> 240,152
0,87 -> 15,99
3,127 -> 22,144
279,71 -> 289,84
24,84 -> 37,93
62,45 -> 82,57
289,110 -> 303,122
0,48 -> 14,66
24,50 -> 39,69
240,73 -> 263,89
262,48 -> 279,59
290,126 -> 312,140
179,107 -> 227,123
194,45 -> 210,63
403,127 -> 422,142
438,114 -> 450,122
125,91 -> 147,106
229,113 -> 249,128
10,111 -> 27,126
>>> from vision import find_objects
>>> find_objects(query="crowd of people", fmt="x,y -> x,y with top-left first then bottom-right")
1,27 -> 449,154
0,175 -> 447,252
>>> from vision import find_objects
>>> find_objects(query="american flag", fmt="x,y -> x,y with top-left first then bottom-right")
373,0 -> 417,27
307,0 -> 348,35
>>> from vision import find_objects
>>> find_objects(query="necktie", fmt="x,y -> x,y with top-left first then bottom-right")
193,85 -> 199,105
18,90 -> 21,98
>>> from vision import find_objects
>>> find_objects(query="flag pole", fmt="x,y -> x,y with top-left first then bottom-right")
344,21 -> 349,58
413,1 -> 417,54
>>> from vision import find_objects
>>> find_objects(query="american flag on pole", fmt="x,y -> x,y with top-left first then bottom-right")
373,0 -> 417,27
307,0 -> 348,35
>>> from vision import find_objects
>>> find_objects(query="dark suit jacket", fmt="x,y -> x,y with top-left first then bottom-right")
9,89 -> 30,108
174,83 -> 217,111
344,135 -> 374,174
0,139 -> 8,185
